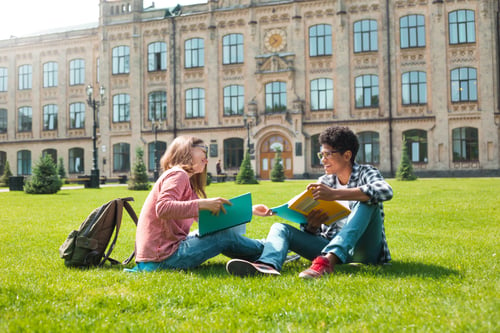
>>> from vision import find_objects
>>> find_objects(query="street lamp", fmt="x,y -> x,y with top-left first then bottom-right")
86,84 -> 105,188
243,116 -> 253,154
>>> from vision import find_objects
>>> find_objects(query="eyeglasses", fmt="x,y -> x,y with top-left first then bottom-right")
317,150 -> 340,160
192,144 -> 208,158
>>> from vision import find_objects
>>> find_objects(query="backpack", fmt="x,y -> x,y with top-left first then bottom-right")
59,197 -> 138,268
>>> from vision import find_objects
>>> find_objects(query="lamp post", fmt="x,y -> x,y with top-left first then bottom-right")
243,116 -> 253,154
86,84 -> 105,189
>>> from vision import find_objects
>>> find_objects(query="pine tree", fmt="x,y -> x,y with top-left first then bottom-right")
235,152 -> 258,184
128,147 -> 151,190
24,154 -> 63,194
270,149 -> 285,182
396,139 -> 417,181
0,161 -> 12,187
57,157 -> 67,179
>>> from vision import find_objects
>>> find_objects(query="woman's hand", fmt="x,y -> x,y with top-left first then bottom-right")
252,204 -> 273,217
198,197 -> 231,215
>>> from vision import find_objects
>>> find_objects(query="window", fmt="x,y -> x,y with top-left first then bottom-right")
354,20 -> 378,53
18,65 -> 32,90
0,109 -> 6,133
310,134 -> 321,167
403,129 -> 428,163
402,71 -> 427,105
42,149 -> 57,164
185,38 -> 204,68
355,75 -> 379,108
223,34 -> 244,65
148,91 -> 167,121
185,88 -> 205,118
449,10 -> 475,44
357,131 -> 380,164
265,81 -> 287,113
451,67 -> 477,102
69,103 -> 85,129
223,138 -> 244,169
0,151 -> 6,175
310,78 -> 333,111
400,15 -> 425,49
69,59 -> 85,85
0,67 -> 7,92
43,104 -> 58,131
309,24 -> 332,57
148,42 -> 167,71
113,94 -> 130,122
452,127 -> 478,162
223,85 -> 244,116
112,46 -> 130,74
113,143 -> 130,172
43,62 -> 58,87
69,148 -> 84,173
148,141 -> 167,171
17,150 -> 31,175
18,106 -> 32,132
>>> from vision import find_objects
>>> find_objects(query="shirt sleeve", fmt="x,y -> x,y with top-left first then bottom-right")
155,170 -> 199,220
357,166 -> 393,204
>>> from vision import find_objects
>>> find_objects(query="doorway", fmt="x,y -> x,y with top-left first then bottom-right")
259,134 -> 293,179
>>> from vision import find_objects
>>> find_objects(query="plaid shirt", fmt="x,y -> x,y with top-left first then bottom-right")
308,163 -> 393,264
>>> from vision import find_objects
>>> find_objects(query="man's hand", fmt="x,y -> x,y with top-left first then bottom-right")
305,209 -> 328,233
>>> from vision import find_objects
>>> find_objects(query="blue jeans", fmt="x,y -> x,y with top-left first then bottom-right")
132,226 -> 264,272
258,202 -> 383,271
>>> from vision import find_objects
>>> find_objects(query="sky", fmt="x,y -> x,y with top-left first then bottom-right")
0,0 -> 202,40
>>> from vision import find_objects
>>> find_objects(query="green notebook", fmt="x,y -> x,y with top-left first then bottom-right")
198,192 -> 252,237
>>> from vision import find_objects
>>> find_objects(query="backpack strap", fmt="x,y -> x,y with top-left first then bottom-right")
99,197 -> 138,267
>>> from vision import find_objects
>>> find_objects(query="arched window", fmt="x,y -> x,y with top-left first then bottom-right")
402,71 -> 427,105
112,46 -> 130,74
69,103 -> 85,129
148,91 -> 167,120
400,14 -> 425,48
452,127 -> 478,162
185,88 -> 205,118
18,106 -> 32,132
113,94 -> 130,122
0,109 -> 7,133
265,81 -> 287,113
42,149 -> 57,164
185,38 -> 204,68
113,143 -> 130,172
449,10 -> 475,44
354,20 -> 378,52
403,129 -> 427,163
43,104 -> 58,130
18,64 -> 32,90
451,67 -> 477,102
223,138 -> 244,169
43,62 -> 58,87
223,34 -> 244,64
355,75 -> 379,108
310,78 -> 333,111
148,42 -> 167,71
223,85 -> 244,116
357,131 -> 380,164
310,134 -> 321,167
69,148 -> 84,174
148,141 -> 167,171
309,24 -> 332,57
69,59 -> 85,85
17,150 -> 31,175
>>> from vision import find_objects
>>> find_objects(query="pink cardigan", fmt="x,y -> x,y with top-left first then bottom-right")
135,166 -> 200,262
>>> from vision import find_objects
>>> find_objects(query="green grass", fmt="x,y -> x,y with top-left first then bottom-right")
0,179 -> 499,332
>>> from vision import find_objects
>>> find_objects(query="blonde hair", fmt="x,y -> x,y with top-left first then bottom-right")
159,135 -> 207,198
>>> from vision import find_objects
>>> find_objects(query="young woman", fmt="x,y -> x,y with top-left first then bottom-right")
129,135 -> 264,272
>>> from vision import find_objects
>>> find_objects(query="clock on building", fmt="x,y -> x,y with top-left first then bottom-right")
264,28 -> 287,53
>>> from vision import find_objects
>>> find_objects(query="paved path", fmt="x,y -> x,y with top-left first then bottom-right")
0,183 -> 128,192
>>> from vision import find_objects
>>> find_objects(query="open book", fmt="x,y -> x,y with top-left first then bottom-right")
271,189 -> 350,225
198,192 -> 252,237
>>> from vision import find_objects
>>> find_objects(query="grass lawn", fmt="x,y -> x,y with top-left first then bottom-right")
0,178 -> 498,332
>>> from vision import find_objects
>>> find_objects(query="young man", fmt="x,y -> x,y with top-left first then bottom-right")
226,126 -> 393,279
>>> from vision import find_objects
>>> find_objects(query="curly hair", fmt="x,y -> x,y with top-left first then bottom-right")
319,126 -> 359,165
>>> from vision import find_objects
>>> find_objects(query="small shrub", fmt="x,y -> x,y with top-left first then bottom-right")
270,149 -> 285,182
235,152 -> 258,184
396,139 -> 417,181
24,154 -> 63,194
128,147 -> 151,191
0,161 -> 12,187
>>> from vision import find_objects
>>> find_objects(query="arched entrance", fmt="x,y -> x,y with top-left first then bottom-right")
259,134 -> 293,179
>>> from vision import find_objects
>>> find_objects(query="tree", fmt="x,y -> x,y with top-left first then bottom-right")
24,154 -> 63,194
235,152 -> 258,184
128,147 -> 151,190
0,161 -> 12,187
270,149 -> 285,182
396,139 -> 417,181
57,157 -> 67,179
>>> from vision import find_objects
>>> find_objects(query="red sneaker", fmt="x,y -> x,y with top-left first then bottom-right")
298,256 -> 333,279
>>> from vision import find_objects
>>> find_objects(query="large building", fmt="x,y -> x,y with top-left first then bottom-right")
0,0 -> 499,180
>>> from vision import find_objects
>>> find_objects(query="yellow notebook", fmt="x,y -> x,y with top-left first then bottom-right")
272,189 -> 350,225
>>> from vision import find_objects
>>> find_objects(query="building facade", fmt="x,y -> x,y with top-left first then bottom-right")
0,0 -> 499,180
